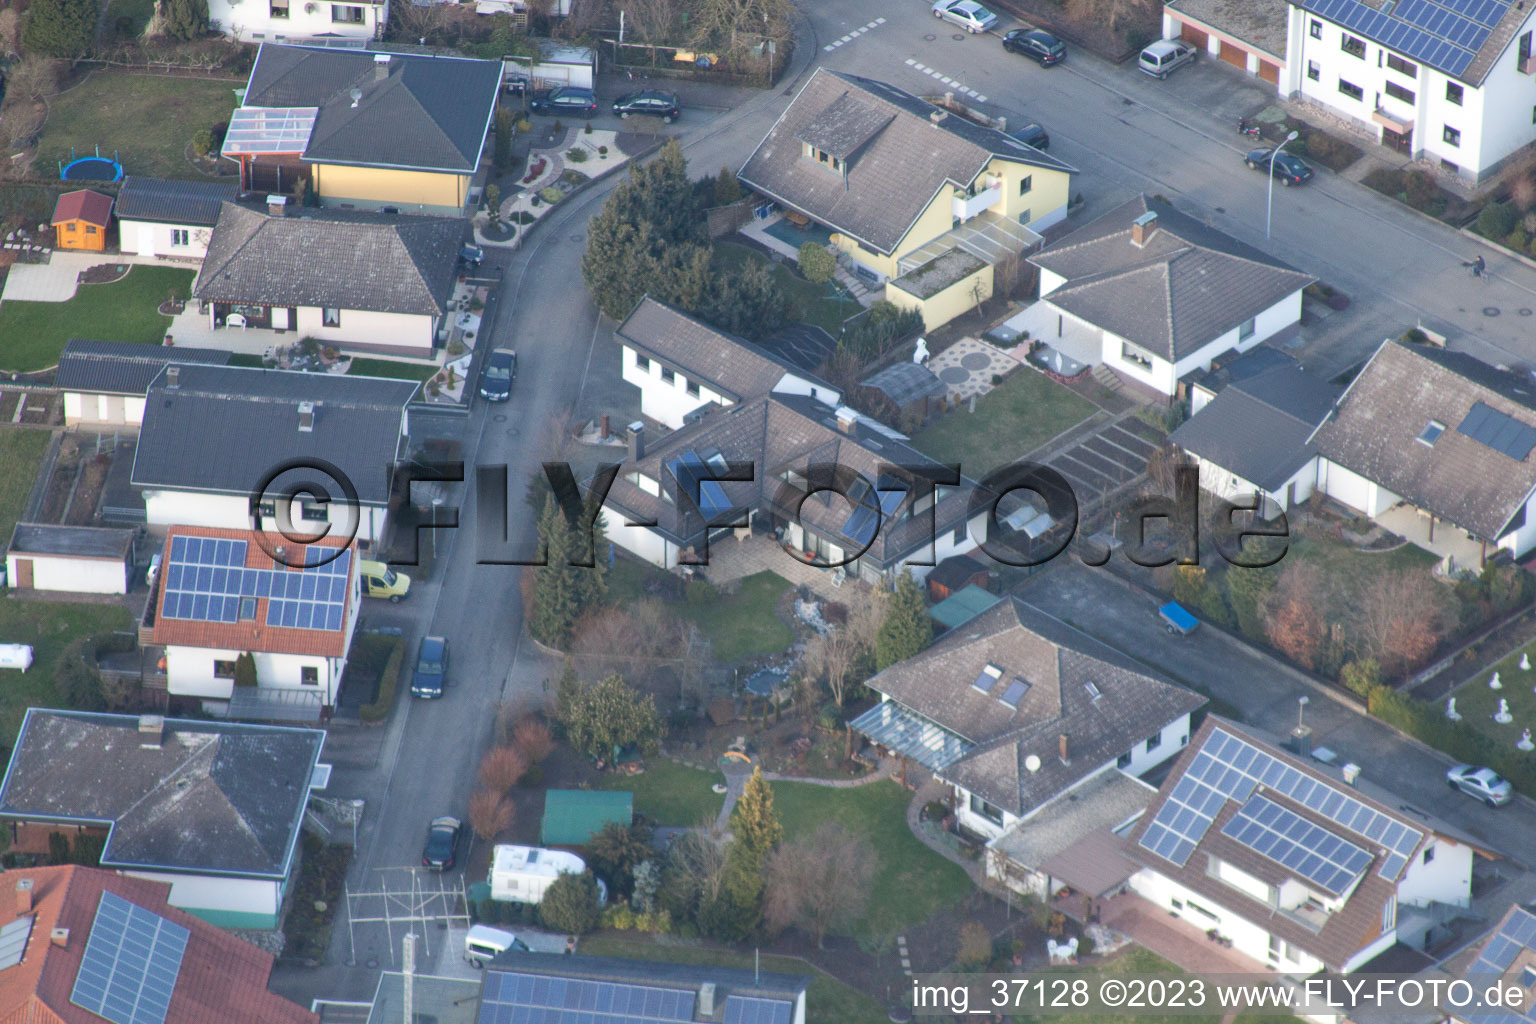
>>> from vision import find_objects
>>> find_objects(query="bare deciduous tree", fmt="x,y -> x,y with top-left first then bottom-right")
0,10 -> 21,57
763,821 -> 876,948
468,788 -> 515,841
478,745 -> 530,792
513,717 -> 556,763
1263,560 -> 1331,669
690,0 -> 793,54
799,585 -> 888,707
1353,569 -> 1450,676
625,0 -> 680,45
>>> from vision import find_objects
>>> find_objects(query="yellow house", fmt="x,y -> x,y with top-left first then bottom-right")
225,45 -> 502,216
739,69 -> 1075,326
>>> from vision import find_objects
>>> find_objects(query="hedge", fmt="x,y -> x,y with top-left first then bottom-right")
1368,685 -> 1536,794
359,638 -> 404,723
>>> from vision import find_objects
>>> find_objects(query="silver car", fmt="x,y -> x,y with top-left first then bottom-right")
932,0 -> 998,34
1446,764 -> 1513,806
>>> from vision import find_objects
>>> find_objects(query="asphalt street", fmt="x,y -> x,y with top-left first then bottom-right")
276,0 -> 1536,1005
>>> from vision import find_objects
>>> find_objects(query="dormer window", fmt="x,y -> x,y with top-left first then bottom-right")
1418,420 -> 1445,446
801,142 -> 843,172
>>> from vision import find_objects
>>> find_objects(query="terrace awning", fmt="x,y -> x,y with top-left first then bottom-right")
849,699 -> 973,772
221,106 -> 319,158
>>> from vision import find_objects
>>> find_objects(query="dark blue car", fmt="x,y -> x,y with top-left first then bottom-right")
411,635 -> 448,698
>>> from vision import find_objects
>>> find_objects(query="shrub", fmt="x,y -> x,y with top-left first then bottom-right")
540,871 -> 602,935
817,702 -> 841,731
797,241 -> 835,285
1401,328 -> 1429,345
1510,228 -> 1531,253
684,578 -> 718,606
584,121 -> 593,134
359,638 -> 404,722
1341,658 -> 1381,697
57,636 -> 105,712
1125,27 -> 1150,51
191,129 -> 215,157
553,120 -> 565,134
598,145 -> 609,156
1404,170 -> 1439,211
539,186 -> 564,204
566,147 -> 590,164
1478,201 -> 1518,239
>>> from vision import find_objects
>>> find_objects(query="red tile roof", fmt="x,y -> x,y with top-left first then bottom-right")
0,865 -> 315,1024
149,526 -> 356,657
51,191 -> 114,228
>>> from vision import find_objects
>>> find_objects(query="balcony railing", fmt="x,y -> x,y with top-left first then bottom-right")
952,181 -> 1003,223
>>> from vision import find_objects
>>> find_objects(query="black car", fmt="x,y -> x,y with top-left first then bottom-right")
422,816 -> 462,871
1009,121 -> 1050,151
612,90 -> 681,123
1003,28 -> 1066,66
1245,147 -> 1315,185
479,347 -> 516,402
529,86 -> 598,117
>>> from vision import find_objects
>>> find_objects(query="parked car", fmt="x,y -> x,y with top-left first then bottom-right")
1139,39 -> 1198,78
465,925 -> 531,967
1446,764 -> 1513,807
1008,121 -> 1050,151
612,90 -> 681,123
422,816 -> 462,870
1002,28 -> 1066,65
146,552 -> 161,588
411,635 -> 449,698
460,243 -> 484,269
932,0 -> 998,33
1245,147 -> 1315,185
359,559 -> 411,601
529,87 -> 598,117
479,348 -> 517,402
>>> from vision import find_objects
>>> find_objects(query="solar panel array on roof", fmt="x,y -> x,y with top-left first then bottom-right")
69,892 -> 189,1024
1303,0 -> 1512,79
1464,907 -> 1536,1024
0,913 -> 33,970
1140,728 -> 1423,879
724,995 -> 796,1024
1221,794 -> 1374,897
1457,401 -> 1536,460
162,535 -> 351,632
477,970 -> 695,1024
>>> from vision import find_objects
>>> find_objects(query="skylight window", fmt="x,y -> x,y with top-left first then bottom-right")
971,663 -> 1003,694
1417,420 -> 1445,446
999,678 -> 1030,708
1084,680 -> 1102,700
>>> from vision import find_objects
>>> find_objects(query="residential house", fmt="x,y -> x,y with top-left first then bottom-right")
212,0 -> 386,44
481,952 -> 808,1024
1441,903 -> 1536,1023
1163,0 -> 1288,88
116,176 -> 241,260
596,393 -> 991,582
1284,0 -> 1536,181
615,296 -> 842,430
57,339 -> 230,427
738,69 -> 1075,324
223,45 -> 501,213
144,526 -> 360,717
1121,717 -> 1482,974
1309,340 -> 1536,568
0,709 -> 326,930
1186,344 -> 1300,414
131,364 -> 417,544
6,524 -> 135,595
51,191 -> 112,252
194,200 -> 462,355
0,865 -> 316,1022
850,596 -> 1205,848
1169,357 -> 1340,518
1026,195 -> 1315,397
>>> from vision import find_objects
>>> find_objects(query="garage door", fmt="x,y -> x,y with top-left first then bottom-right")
1180,23 -> 1208,50
1258,60 -> 1280,84
1219,41 -> 1246,69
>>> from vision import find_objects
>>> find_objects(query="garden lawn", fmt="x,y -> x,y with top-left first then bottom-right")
911,369 -> 1097,478
38,72 -> 239,181
1282,531 -> 1437,610
0,601 -> 133,746
595,758 -> 724,826
577,935 -> 888,1024
0,266 -> 194,372
714,241 -> 861,338
1012,948 -> 1296,1024
348,358 -> 438,381
0,431 -> 51,544
769,779 -> 973,936
679,571 -> 793,662
1450,637 -> 1536,745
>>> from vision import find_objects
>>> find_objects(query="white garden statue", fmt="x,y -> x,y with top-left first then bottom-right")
1491,671 -> 1504,689
1495,698 -> 1514,724
1446,697 -> 1461,721
1520,729 -> 1534,752
1524,653 -> 1532,671
913,337 -> 930,364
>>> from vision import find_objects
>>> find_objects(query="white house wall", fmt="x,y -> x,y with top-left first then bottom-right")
117,220 -> 215,260
212,0 -> 386,44
1122,712 -> 1192,776
5,553 -> 128,595
65,393 -> 146,427
609,512 -> 677,570
1129,868 -> 1327,974
1038,268 -> 1067,296
143,490 -> 387,544
620,346 -> 729,430
1315,460 -> 1401,517
291,307 -> 436,356
165,645 -> 343,702
122,869 -> 282,928
1395,837 -> 1473,910
1192,455 -> 1318,517
768,376 -> 840,407
1497,489 -> 1536,559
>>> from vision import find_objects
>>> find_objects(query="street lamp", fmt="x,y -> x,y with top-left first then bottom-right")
1297,695 -> 1309,730
431,496 -> 444,561
1266,130 -> 1300,240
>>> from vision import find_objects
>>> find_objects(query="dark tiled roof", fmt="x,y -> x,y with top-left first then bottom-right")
484,951 -> 808,1005
244,45 -> 502,173
0,709 -> 324,880
56,339 -> 230,396
51,190 -> 113,227
1184,344 -> 1297,396
8,523 -> 133,560
758,323 -> 838,373
1171,363 -> 1340,490
116,176 -> 241,226
861,360 -> 945,406
1310,341 -> 1536,540
1166,0 -> 1288,58
615,297 -> 833,402
131,363 -> 416,505
866,598 -> 1206,816
195,203 -> 462,315
1030,195 -> 1314,362
1124,717 -> 1434,972
926,553 -> 989,590
738,69 -> 1075,257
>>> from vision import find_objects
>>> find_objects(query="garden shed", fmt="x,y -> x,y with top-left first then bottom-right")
928,584 -> 1001,632
6,523 -> 134,595
51,190 -> 113,252
540,790 -> 632,846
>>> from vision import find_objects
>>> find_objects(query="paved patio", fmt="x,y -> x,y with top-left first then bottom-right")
0,251 -> 194,304
1376,503 -> 1486,573
927,337 -> 1020,403
1093,892 -> 1267,975
700,531 -> 853,603
1004,300 -> 1104,368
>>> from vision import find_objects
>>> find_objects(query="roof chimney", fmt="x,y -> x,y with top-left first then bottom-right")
266,194 -> 289,217
627,421 -> 645,461
374,53 -> 391,80
50,928 -> 68,949
138,714 -> 164,749
698,983 -> 716,1017
1131,210 -> 1158,248
1058,732 -> 1070,765
165,365 -> 179,389
930,109 -> 947,126
14,879 -> 32,917
835,406 -> 859,434
298,400 -> 316,433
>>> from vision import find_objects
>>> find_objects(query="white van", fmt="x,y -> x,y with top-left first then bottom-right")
464,925 -> 530,967
1139,39 -> 1197,78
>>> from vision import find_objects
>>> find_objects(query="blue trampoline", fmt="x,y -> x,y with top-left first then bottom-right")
59,146 -> 123,182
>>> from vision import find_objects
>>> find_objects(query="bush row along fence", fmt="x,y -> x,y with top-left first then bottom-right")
599,38 -> 789,88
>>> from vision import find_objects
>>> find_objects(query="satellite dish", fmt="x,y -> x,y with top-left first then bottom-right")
349,87 -> 363,108
1024,754 -> 1041,773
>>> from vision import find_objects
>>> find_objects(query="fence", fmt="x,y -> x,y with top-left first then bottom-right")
705,199 -> 755,239
600,38 -> 787,88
